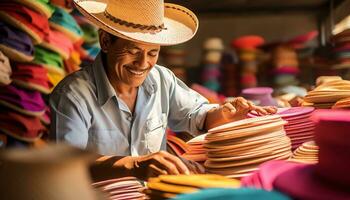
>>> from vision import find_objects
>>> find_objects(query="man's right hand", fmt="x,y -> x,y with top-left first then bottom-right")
119,151 -> 190,179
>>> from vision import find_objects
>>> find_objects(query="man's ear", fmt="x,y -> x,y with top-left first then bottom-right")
98,29 -> 111,53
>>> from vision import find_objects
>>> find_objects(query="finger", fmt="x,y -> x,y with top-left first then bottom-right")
264,106 -> 277,114
160,151 -> 190,175
149,164 -> 168,177
152,156 -> 181,175
253,106 -> 268,115
234,97 -> 250,109
223,102 -> 237,114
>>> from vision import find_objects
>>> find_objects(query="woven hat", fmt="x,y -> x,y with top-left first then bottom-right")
73,0 -> 198,46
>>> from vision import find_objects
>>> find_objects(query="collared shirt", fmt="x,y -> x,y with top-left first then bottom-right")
50,54 -> 216,156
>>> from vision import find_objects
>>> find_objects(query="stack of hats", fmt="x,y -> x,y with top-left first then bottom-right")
331,28 -> 350,70
272,107 -> 315,150
204,115 -> 292,179
220,52 -> 240,97
171,187 -> 290,200
303,76 -> 350,109
271,45 -> 299,88
201,37 -> 224,92
241,87 -> 278,106
290,140 -> 318,164
0,1 -> 97,148
182,134 -> 207,163
145,174 -> 240,199
160,44 -> 188,82
167,134 -> 188,157
92,177 -> 146,200
271,109 -> 350,200
231,35 -> 265,89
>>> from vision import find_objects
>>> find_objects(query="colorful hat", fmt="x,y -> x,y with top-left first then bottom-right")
11,64 -> 51,94
0,50 -> 12,86
241,87 -> 277,106
64,50 -> 81,74
40,28 -> 74,60
172,188 -> 290,200
12,0 -> 55,18
48,70 -> 65,89
32,46 -> 65,76
0,2 -> 50,44
231,35 -> 265,50
273,109 -> 350,200
0,22 -> 34,62
0,108 -> 45,142
49,6 -> 83,42
82,43 -> 100,61
80,23 -> 99,44
0,84 -> 46,116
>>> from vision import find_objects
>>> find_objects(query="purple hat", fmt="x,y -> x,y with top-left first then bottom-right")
0,22 -> 34,62
0,84 -> 45,116
272,109 -> 350,199
241,87 -> 278,106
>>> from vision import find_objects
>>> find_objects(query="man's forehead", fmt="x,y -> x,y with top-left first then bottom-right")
123,40 -> 160,50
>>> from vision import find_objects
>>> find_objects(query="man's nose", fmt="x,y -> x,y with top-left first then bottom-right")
133,52 -> 148,68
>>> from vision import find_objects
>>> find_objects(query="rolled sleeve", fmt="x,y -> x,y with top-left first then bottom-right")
49,89 -> 90,149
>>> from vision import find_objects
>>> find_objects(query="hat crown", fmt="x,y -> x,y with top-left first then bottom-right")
106,0 -> 164,27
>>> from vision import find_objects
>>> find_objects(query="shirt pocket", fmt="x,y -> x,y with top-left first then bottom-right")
145,113 -> 167,153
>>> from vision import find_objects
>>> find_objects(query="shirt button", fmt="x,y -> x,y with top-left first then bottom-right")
127,116 -> 132,121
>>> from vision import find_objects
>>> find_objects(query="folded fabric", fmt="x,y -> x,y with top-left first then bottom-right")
172,188 -> 290,200
32,46 -> 65,76
49,6 -> 83,42
0,108 -> 45,142
12,0 -> 55,18
11,64 -> 50,94
41,28 -> 74,60
0,50 -> 12,86
0,22 -> 34,62
0,2 -> 50,44
50,0 -> 74,12
48,70 -> 65,89
0,84 -> 46,116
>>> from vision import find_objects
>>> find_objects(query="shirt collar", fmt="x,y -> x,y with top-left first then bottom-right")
91,53 -> 157,106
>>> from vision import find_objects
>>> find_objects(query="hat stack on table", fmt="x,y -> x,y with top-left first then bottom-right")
200,38 -> 224,92
145,174 -> 240,199
167,134 -> 188,157
231,35 -> 265,89
0,0 -> 97,148
92,177 -> 146,200
204,115 -> 292,179
331,28 -> 350,70
271,109 -> 350,200
182,134 -> 207,164
290,140 -> 318,164
303,76 -> 350,109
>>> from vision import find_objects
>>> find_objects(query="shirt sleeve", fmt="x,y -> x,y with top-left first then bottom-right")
49,89 -> 90,149
163,68 -> 218,136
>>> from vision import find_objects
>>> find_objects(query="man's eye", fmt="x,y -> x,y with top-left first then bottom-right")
149,52 -> 159,57
128,50 -> 139,55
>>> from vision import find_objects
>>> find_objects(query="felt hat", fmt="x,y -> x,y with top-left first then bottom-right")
73,0 -> 198,46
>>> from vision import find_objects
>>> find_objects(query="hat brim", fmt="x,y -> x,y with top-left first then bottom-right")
73,0 -> 198,46
274,164 -> 350,199
12,79 -> 51,95
0,44 -> 34,62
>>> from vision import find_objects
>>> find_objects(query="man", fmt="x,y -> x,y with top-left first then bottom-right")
50,0 -> 276,180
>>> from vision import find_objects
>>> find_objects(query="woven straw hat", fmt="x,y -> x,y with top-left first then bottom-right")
73,0 -> 198,46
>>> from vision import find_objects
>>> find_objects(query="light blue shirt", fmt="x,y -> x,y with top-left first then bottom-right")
50,54 -> 216,156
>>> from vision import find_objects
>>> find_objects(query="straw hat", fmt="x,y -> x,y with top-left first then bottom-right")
0,144 -> 106,200
73,0 -> 198,46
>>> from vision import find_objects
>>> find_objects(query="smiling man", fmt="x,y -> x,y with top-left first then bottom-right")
50,0 -> 276,180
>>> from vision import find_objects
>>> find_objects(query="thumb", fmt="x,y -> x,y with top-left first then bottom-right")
222,103 -> 237,118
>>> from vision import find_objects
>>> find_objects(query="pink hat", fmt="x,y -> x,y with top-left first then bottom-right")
273,109 -> 350,199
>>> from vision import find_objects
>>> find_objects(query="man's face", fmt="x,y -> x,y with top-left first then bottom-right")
105,35 -> 160,87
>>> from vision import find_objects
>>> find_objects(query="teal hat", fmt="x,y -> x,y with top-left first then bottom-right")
32,46 -> 65,76
49,6 -> 83,42
172,188 -> 291,200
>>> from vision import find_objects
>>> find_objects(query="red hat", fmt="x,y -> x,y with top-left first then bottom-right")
231,35 -> 265,50
273,109 -> 350,200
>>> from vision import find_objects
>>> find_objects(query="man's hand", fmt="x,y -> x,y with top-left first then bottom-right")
205,97 -> 277,130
